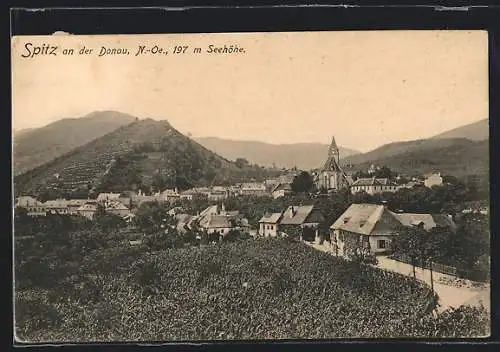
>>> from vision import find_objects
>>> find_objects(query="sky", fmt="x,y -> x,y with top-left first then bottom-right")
11,30 -> 488,152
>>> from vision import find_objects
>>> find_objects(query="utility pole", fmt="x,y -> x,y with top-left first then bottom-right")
429,259 -> 434,291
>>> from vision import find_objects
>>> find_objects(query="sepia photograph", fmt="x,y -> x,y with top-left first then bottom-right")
12,30 -> 490,342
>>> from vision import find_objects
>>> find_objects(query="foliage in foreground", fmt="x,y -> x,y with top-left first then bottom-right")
15,239 -> 489,342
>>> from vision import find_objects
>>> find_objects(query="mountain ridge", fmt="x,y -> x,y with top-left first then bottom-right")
431,118 -> 488,141
194,136 -> 360,170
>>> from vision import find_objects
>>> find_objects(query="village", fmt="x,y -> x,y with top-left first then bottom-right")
15,136 -> 489,279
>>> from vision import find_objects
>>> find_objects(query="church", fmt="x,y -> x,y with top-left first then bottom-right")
315,136 -> 351,192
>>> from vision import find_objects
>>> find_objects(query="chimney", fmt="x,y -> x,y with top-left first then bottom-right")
289,206 -> 295,218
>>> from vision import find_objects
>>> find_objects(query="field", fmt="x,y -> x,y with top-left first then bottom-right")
15,238 -> 489,342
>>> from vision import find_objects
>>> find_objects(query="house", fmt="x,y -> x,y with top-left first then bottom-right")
264,178 -> 280,189
199,214 -> 232,236
194,204 -> 250,238
258,212 -> 283,237
350,177 -> 401,195
160,188 -> 180,202
77,202 -> 98,220
271,183 -> 292,199
175,213 -> 196,234
167,206 -> 184,216
118,197 -> 132,208
239,182 -> 268,196
402,181 -> 422,189
105,201 -> 131,218
330,203 -> 457,257
368,164 -> 379,175
44,199 -> 69,215
208,189 -> 228,201
15,196 -> 39,208
123,213 -> 136,227
133,194 -> 163,207
424,172 -> 444,188
315,136 -> 350,192
278,205 -> 325,239
15,196 -> 46,216
179,189 -> 195,201
97,192 -> 121,203
66,199 -> 90,215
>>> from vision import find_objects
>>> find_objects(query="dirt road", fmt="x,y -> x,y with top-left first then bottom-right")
306,241 -> 490,312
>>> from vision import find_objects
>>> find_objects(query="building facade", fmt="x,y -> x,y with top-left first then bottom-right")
258,212 -> 283,237
424,172 -> 444,188
331,203 -> 456,257
315,136 -> 350,192
350,177 -> 401,195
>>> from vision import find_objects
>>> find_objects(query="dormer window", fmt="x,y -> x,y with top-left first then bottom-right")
343,217 -> 350,224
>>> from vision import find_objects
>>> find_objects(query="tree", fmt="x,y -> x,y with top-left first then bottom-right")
391,225 -> 423,279
291,171 -> 314,194
134,201 -> 171,235
151,173 -> 170,193
222,229 -> 251,243
95,213 -> 126,233
450,213 -> 490,275
352,170 -> 371,181
235,158 -> 250,169
374,166 -> 396,179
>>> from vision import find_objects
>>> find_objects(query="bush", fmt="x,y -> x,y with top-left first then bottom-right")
15,297 -> 61,333
222,229 -> 251,243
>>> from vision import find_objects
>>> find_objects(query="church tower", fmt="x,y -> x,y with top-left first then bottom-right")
317,136 -> 349,191
323,136 -> 341,172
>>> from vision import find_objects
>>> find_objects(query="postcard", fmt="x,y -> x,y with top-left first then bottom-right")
12,30 -> 490,342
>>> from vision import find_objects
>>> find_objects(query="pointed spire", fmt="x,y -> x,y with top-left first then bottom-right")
328,136 -> 339,156
323,135 -> 341,171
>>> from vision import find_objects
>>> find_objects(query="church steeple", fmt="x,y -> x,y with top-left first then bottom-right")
328,136 -> 339,156
323,136 -> 341,171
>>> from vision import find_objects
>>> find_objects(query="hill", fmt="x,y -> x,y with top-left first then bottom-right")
194,137 -> 360,170
14,119 -> 279,198
431,119 -> 489,141
13,111 -> 138,175
341,138 -> 474,166
342,139 -> 488,179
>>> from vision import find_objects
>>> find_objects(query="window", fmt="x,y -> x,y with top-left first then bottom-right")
270,225 -> 274,230
220,229 -> 224,234
378,240 -> 387,249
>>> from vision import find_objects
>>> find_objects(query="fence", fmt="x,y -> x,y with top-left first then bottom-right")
390,254 -> 457,277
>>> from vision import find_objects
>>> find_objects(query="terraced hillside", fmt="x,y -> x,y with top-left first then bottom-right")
13,111 -> 137,175
14,119 -> 279,197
